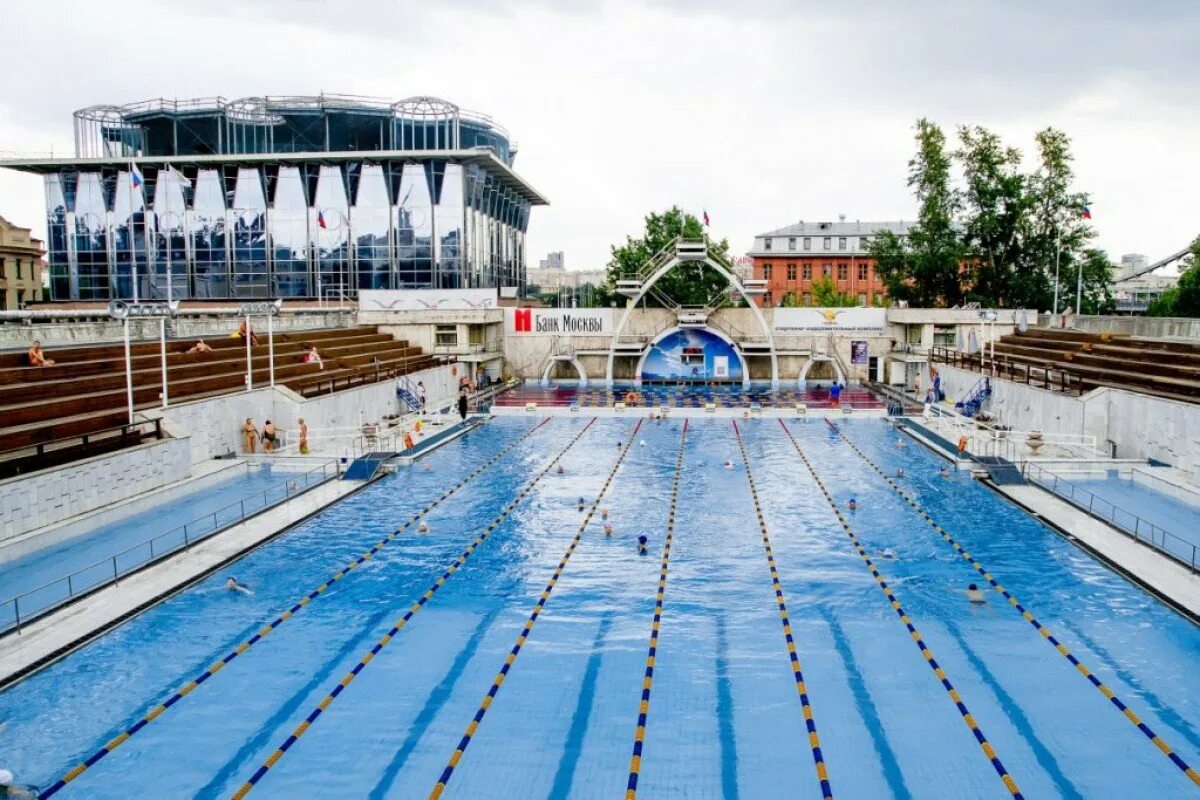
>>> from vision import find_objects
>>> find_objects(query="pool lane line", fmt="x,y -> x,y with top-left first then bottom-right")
428,418 -> 647,800
624,419 -> 688,800
228,416 -> 601,799
36,417 -> 557,800
776,419 -> 1025,799
826,419 -> 1200,790
732,420 -> 834,799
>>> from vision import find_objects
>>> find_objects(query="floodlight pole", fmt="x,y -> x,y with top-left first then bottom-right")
123,318 -> 134,424
160,315 -> 169,408
245,314 -> 253,391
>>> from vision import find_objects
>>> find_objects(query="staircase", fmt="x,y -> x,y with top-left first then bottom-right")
396,375 -> 421,411
955,376 -> 992,418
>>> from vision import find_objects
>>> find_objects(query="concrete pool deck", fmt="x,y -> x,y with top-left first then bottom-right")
0,476 -> 366,688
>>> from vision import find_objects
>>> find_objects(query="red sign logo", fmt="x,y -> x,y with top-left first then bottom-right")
514,308 -> 532,333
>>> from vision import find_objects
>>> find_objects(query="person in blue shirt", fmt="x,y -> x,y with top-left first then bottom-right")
830,381 -> 842,407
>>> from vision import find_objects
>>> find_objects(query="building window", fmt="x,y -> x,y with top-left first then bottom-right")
764,238 -> 772,251
861,236 -> 871,249
858,293 -> 867,305
823,264 -> 832,277
435,324 -> 458,347
858,264 -> 869,280
787,263 -> 797,281
823,237 -> 832,250
802,264 -> 812,280
837,264 -> 848,280
838,237 -> 847,250
762,263 -> 773,280
788,237 -> 796,251
803,237 -> 811,250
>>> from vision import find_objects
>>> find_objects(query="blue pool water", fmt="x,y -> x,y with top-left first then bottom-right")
1,417 -> 1198,798
1073,470 -> 1200,552
0,463 -> 318,623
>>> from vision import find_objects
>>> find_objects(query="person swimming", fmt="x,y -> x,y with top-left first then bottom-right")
724,460 -> 734,470
847,498 -> 858,511
0,769 -> 36,799
966,583 -> 986,603
557,464 -> 565,474
578,497 -> 586,511
604,523 -> 614,537
418,521 -> 430,533
895,468 -> 905,478
637,535 -> 648,555
880,548 -> 897,560
896,438 -> 906,449
226,577 -> 252,595
601,507 -> 608,520
939,466 -> 951,478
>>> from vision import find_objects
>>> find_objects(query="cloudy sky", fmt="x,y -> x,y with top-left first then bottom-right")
0,0 -> 1196,272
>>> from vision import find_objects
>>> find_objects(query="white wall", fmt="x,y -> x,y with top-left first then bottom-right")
0,436 -> 192,544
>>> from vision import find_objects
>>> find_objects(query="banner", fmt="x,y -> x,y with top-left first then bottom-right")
359,288 -> 498,312
851,340 -> 869,364
506,308 -> 614,336
773,307 -> 886,332
642,329 -> 743,382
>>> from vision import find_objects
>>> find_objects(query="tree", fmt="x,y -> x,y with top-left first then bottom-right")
594,206 -> 733,308
779,291 -> 801,307
869,119 -> 966,307
1076,248 -> 1117,315
1148,236 -> 1200,317
810,276 -> 858,307
955,125 -> 1028,307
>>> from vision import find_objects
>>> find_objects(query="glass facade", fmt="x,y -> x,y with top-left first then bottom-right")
23,95 -> 539,300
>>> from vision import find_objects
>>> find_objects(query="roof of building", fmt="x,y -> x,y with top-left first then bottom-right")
756,219 -> 913,238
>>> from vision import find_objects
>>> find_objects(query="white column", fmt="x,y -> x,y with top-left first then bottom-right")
245,316 -> 253,391
268,312 -> 275,388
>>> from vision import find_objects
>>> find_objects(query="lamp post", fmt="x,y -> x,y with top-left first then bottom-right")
108,299 -> 179,423
240,299 -> 283,392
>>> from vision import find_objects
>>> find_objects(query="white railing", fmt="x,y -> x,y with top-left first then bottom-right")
919,403 -> 1101,461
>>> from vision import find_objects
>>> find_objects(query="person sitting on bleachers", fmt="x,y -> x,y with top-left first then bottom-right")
27,340 -> 54,367
185,339 -> 213,355
300,345 -> 324,370
232,318 -> 261,346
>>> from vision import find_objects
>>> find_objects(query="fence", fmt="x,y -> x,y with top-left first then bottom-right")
0,460 -> 338,635
931,346 -> 1086,394
1023,461 -> 1198,572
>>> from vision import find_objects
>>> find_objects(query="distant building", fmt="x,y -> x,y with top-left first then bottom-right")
748,217 -> 910,307
538,251 -> 565,271
0,215 -> 46,309
1113,253 -> 1178,314
528,251 -> 605,292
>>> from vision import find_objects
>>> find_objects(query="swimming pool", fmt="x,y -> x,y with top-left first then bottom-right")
1,416 -> 1198,798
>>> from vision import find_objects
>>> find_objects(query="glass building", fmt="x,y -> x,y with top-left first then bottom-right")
1,95 -> 547,301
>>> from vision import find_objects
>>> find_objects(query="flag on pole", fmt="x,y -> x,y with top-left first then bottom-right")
168,165 -> 192,190
129,162 -> 143,189
703,209 -> 710,227
317,210 -> 328,229
1080,205 -> 1092,220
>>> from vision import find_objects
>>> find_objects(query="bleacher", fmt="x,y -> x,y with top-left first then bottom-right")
950,328 -> 1200,404
0,326 -> 438,477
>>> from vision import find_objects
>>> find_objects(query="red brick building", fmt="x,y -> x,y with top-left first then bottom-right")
747,219 -> 911,307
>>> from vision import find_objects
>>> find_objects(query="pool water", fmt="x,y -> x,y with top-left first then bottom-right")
0,417 -> 1198,798
1073,470 -> 1200,551
0,464 -> 318,624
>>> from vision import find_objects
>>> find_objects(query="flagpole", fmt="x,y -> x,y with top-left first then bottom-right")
1052,223 -> 1061,315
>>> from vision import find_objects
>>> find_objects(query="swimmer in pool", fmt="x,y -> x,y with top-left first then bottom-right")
557,464 -> 565,474
423,463 -> 431,472
966,583 -> 986,603
226,577 -> 252,595
724,460 -> 734,470
604,523 -> 614,537
419,521 -> 430,533
895,468 -> 905,478
847,498 -> 858,511
880,548 -> 897,560
896,438 -> 906,449
0,769 -> 36,799
578,497 -> 586,511
637,535 -> 648,555
939,466 -> 951,478
601,507 -> 608,520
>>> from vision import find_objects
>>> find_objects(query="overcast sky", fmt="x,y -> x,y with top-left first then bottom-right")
1,0 -> 1196,272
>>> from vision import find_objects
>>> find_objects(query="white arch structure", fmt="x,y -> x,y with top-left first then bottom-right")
633,326 -> 750,385
605,242 -> 778,388
798,354 -> 845,388
540,356 -> 588,387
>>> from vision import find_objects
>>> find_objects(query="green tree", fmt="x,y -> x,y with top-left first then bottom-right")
1148,237 -> 1200,317
869,119 -> 966,307
779,291 -> 801,307
810,276 -> 858,307
955,125 -> 1028,307
1023,128 -> 1095,312
1076,248 -> 1117,314
594,206 -> 732,308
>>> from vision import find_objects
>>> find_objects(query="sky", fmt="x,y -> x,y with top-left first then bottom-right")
0,0 -> 1196,273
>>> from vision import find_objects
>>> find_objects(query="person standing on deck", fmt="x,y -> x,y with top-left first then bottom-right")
298,418 -> 310,454
457,388 -> 469,421
830,381 -> 842,408
417,380 -> 427,413
242,418 -> 258,454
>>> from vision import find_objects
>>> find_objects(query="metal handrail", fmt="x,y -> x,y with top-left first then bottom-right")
0,460 -> 338,634
1023,461 -> 1198,572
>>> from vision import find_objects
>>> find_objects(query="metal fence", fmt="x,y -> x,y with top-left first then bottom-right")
1023,461 -> 1198,572
0,461 -> 338,635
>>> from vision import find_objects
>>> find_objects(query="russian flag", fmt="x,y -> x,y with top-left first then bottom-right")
129,163 -> 143,189
1081,205 -> 1092,220
703,209 -> 710,227
317,210 -> 328,229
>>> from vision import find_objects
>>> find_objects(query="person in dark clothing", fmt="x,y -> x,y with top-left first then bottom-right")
457,388 -> 469,420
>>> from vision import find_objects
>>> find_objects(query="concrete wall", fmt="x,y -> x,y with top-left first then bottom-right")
0,435 -> 192,543
1040,314 -> 1200,341
0,309 -> 354,350
937,363 -> 1200,482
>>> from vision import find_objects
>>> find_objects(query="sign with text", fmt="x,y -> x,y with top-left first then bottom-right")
773,307 -> 886,332
506,308 -> 614,336
359,288 -> 498,312
851,340 -> 869,364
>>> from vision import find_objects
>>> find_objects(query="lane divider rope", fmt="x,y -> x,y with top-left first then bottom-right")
428,418 -> 647,799
39,417 -> 557,800
827,418 -> 1200,789
733,420 -> 834,799
230,417 -> 599,799
624,420 -> 688,799
777,419 -> 1024,799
